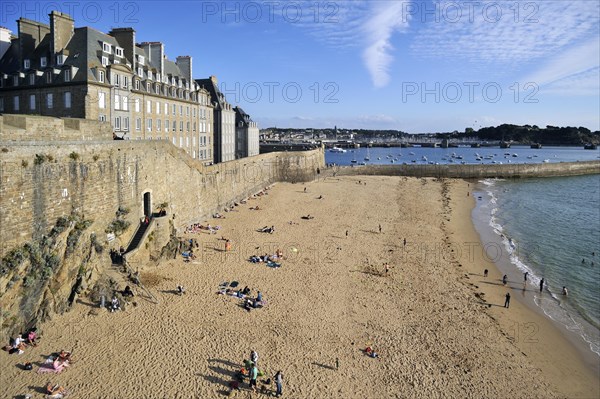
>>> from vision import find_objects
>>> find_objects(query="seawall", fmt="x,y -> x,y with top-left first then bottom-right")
331,161 -> 600,179
0,140 -> 325,258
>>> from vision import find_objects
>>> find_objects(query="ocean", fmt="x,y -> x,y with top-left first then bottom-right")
473,175 -> 600,357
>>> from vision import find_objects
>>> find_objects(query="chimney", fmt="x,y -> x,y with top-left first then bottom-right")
210,75 -> 218,85
109,27 -> 136,64
0,26 -> 12,60
16,18 -> 50,66
139,42 -> 164,74
49,11 -> 74,54
176,55 -> 192,84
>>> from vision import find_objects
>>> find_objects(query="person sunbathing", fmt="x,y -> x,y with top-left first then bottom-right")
58,350 -> 72,362
46,383 -> 67,396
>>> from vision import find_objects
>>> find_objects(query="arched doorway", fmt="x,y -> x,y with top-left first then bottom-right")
143,192 -> 151,218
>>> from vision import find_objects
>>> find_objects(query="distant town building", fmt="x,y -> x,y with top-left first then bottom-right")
234,106 -> 259,158
0,11 -> 225,164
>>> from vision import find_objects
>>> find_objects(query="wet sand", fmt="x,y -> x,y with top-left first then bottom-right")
1,176 -> 598,398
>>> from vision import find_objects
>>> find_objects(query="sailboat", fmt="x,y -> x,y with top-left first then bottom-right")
364,146 -> 370,161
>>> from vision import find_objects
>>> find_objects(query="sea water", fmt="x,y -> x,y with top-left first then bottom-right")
474,174 -> 600,357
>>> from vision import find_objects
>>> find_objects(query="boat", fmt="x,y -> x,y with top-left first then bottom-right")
584,144 -> 598,150
543,159 -> 550,163
350,159 -> 357,163
358,162 -> 366,165
364,147 -> 370,161
500,141 -> 511,149
409,152 -> 415,156
329,147 -> 346,153
530,143 -> 542,149
422,156 -> 428,162
512,153 -> 518,157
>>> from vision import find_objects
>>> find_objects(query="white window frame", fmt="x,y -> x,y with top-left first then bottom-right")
64,69 -> 71,82
165,119 -> 169,132
123,117 -> 129,131
102,42 -> 112,53
115,47 -> 124,58
155,102 -> 160,114
114,94 -> 120,110
157,119 -> 161,131
138,55 -> 145,65
148,70 -> 153,81
146,100 -> 151,113
164,103 -> 168,115
99,114 -> 106,122
102,56 -> 109,66
135,98 -> 140,112
24,59 -> 30,69
122,76 -> 128,88
40,57 -> 47,67
113,73 -> 119,87
135,79 -> 140,90
114,116 -> 121,130
136,118 -> 141,131
147,118 -> 152,131
122,96 -> 128,111
64,91 -> 71,108
98,70 -> 105,83
99,92 -> 106,109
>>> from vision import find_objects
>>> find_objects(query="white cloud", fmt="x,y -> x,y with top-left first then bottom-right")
361,3 -> 411,88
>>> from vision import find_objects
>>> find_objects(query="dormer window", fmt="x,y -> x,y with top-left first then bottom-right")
13,76 -> 19,86
138,55 -> 145,65
40,57 -> 47,67
146,82 -> 150,92
137,67 -> 143,77
115,47 -> 124,57
135,79 -> 140,90
46,72 -> 52,84
172,77 -> 176,85
98,70 -> 105,83
102,56 -> 109,66
64,69 -> 71,82
102,42 -> 112,53
29,74 -> 35,85
24,59 -> 30,69
147,70 -> 153,80
56,54 -> 66,65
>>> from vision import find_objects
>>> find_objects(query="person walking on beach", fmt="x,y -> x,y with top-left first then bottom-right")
504,292 -> 511,308
384,263 -> 390,276
251,350 -> 258,366
274,370 -> 283,397
378,224 -> 382,234
524,272 -> 528,282
249,362 -> 258,392
225,239 -> 232,252
346,230 -> 349,238
484,269 -> 488,277
502,275 -> 507,285
540,278 -> 545,293
562,286 -> 568,296
403,238 -> 406,248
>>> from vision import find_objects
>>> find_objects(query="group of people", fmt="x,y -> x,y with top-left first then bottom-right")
230,350 -> 283,397
486,271 -> 570,307
258,225 -> 275,234
249,249 -> 284,264
3,328 -> 38,355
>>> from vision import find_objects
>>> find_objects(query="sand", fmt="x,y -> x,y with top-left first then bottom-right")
1,175 -> 598,398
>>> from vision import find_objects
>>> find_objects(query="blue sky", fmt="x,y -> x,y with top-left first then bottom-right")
4,0 -> 599,133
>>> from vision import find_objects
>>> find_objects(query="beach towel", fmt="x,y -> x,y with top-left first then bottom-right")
38,362 -> 65,374
230,281 -> 239,288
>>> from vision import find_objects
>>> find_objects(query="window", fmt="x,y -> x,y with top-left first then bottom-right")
137,67 -> 143,77
148,70 -> 153,80
172,121 -> 176,132
64,70 -> 71,82
13,76 -> 18,86
40,57 -> 47,67
172,104 -> 176,114
138,55 -> 145,65
115,116 -> 121,130
156,73 -> 160,82
180,121 -> 183,131
122,76 -> 128,88
122,96 -> 128,111
179,105 -> 183,116
13,96 -> 19,111
165,120 -> 169,132
193,122 -> 196,132
102,56 -> 109,66
115,47 -> 124,57
99,92 -> 106,109
135,79 -> 140,90
155,84 -> 159,94
29,74 -> 35,85
46,93 -> 53,109
164,103 -> 168,115
136,118 -> 141,130
135,98 -> 140,112
56,55 -> 66,65
186,106 -> 189,116
98,70 -> 105,83
24,59 -> 30,69
155,102 -> 160,114
147,118 -> 152,131
146,100 -> 151,113
123,117 -> 129,131
157,119 -> 161,131
29,94 -> 35,110
193,108 -> 196,117
99,114 -> 106,122
103,42 -> 112,53
113,73 -> 119,87
146,82 -> 150,92
114,94 -> 120,110
64,92 -> 71,108
186,122 -> 190,132
179,137 -> 183,147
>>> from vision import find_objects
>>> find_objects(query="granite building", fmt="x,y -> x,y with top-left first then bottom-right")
234,106 -> 259,158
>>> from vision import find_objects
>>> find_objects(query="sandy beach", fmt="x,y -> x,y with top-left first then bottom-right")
1,175 -> 598,398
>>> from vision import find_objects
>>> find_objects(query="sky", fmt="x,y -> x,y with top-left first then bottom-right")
3,0 -> 599,133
